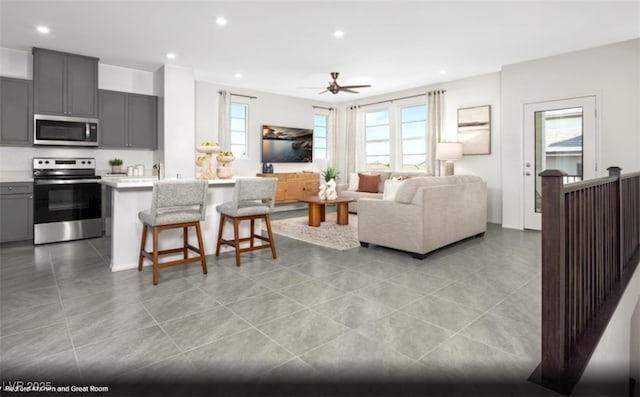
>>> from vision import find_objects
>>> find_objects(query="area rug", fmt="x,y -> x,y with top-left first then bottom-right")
264,213 -> 359,250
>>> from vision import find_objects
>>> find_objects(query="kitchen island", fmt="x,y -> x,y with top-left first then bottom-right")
102,177 -> 242,272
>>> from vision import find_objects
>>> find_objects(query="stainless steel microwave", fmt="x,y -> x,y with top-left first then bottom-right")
34,115 -> 99,147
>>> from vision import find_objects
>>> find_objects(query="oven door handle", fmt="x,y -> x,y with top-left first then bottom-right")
35,179 -> 101,185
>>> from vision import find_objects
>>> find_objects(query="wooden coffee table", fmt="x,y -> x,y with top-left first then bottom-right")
298,196 -> 354,227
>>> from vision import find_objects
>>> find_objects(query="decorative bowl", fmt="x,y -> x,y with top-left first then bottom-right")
197,145 -> 221,154
216,154 -> 235,163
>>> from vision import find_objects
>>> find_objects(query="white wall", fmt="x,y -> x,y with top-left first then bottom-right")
501,38 -> 640,229
335,72 -> 503,224
162,64 -> 195,179
0,47 -> 157,174
195,81 -> 330,177
576,264 -> 640,394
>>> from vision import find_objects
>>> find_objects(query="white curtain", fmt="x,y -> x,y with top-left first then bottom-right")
345,105 -> 362,174
427,90 -> 446,176
328,108 -> 338,165
218,90 -> 231,151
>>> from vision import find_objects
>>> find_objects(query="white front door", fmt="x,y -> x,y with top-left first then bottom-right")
523,96 -> 597,230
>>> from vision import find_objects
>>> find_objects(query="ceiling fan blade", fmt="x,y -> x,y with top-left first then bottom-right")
318,90 -> 328,94
340,84 -> 371,89
340,88 -> 360,94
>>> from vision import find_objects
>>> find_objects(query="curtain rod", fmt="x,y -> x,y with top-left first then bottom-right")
218,90 -> 257,100
312,105 -> 334,111
357,90 -> 446,108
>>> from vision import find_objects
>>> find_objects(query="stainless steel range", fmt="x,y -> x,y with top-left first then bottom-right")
33,157 -> 102,245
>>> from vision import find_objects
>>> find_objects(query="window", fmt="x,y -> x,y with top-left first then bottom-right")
363,103 -> 426,170
400,105 -> 427,170
314,113 -> 328,160
230,103 -> 248,158
364,110 -> 391,169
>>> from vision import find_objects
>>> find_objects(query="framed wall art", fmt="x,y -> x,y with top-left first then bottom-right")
457,105 -> 491,155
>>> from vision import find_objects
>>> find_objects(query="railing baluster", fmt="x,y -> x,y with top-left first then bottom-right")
536,168 -> 640,394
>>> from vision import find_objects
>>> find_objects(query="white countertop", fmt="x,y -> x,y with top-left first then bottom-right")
0,177 -> 34,183
101,177 -> 236,189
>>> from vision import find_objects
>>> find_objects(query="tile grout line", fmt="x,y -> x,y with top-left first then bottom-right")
48,247 -> 84,379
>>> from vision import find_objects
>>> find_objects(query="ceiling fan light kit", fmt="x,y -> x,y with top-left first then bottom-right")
319,72 -> 371,95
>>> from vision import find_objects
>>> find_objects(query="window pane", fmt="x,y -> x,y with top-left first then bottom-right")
402,139 -> 425,155
366,141 -> 389,156
231,132 -> 245,145
315,137 -> 327,149
402,121 -> 426,139
365,111 -> 389,126
402,155 -> 427,170
231,104 -> 246,118
231,118 -> 245,132
231,144 -> 245,157
314,126 -> 327,138
314,115 -> 327,127
366,125 -> 389,141
366,156 -> 390,169
401,105 -> 426,123
314,148 -> 326,159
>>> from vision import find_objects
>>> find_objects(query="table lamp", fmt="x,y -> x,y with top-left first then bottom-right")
436,142 -> 463,176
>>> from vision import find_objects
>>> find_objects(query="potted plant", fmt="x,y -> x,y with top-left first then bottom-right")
109,158 -> 123,174
321,166 -> 339,182
216,151 -> 235,164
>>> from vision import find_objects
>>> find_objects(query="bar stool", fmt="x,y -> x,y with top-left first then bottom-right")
138,179 -> 208,285
215,177 -> 277,266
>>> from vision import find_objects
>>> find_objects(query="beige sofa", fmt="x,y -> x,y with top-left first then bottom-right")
337,171 -> 431,213
358,175 -> 487,258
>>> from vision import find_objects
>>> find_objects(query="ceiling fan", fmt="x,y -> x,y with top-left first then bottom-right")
319,72 -> 371,95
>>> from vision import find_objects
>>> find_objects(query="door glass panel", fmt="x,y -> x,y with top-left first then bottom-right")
534,107 -> 584,212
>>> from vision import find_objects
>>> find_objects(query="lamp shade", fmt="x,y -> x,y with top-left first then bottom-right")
436,142 -> 463,161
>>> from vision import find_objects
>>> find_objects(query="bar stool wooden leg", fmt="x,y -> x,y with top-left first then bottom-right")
138,224 -> 148,271
216,214 -> 225,256
250,219 -> 255,248
195,222 -> 207,275
183,226 -> 189,259
265,214 -> 277,259
152,227 -> 160,285
233,218 -> 241,266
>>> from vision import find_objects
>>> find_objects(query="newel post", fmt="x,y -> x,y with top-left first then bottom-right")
539,169 -> 568,386
607,166 -> 623,276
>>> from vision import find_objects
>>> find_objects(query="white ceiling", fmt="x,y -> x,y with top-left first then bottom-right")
1,0 -> 639,102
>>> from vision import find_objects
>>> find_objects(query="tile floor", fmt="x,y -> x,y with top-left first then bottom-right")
0,217 -> 554,394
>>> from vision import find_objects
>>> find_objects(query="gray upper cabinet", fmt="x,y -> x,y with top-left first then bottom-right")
0,77 -> 33,146
99,90 -> 157,149
33,48 -> 98,118
129,93 -> 157,148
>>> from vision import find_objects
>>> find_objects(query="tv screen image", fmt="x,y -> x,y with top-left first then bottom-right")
262,125 -> 313,163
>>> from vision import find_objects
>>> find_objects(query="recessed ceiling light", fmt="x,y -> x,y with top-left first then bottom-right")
166,52 -> 176,60
36,25 -> 50,34
234,73 -> 243,79
216,17 -> 228,26
333,30 -> 344,39
439,69 -> 447,74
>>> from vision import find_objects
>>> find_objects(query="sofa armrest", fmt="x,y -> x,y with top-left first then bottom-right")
358,198 -> 424,254
420,182 -> 487,252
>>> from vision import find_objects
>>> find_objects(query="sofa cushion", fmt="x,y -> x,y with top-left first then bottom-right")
382,179 -> 406,201
358,173 -> 381,193
394,175 -> 484,204
348,172 -> 359,191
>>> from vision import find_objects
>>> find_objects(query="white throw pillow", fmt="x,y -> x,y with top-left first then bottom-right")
382,179 -> 405,200
347,172 -> 359,191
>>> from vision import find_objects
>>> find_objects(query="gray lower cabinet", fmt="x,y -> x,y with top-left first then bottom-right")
0,77 -> 33,146
33,47 -> 99,118
99,90 -> 157,149
0,183 -> 33,243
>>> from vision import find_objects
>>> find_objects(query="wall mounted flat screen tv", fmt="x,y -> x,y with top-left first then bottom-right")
262,125 -> 313,163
